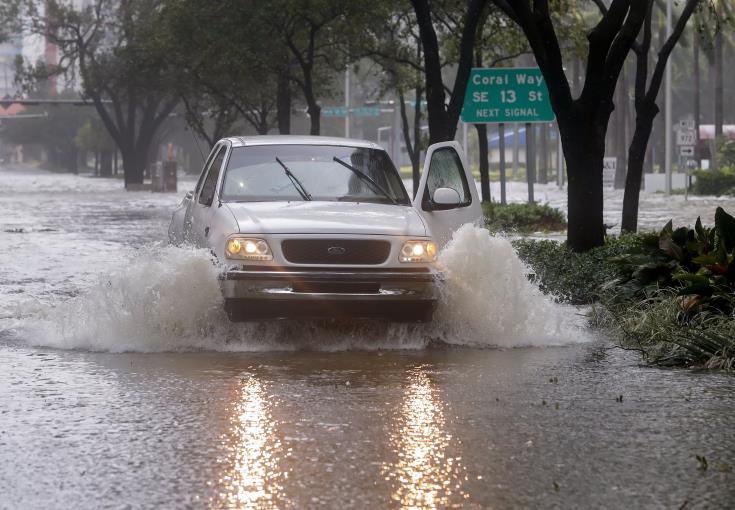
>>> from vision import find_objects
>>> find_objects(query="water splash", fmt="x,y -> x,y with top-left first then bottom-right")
12,226 -> 586,352
433,224 -> 584,347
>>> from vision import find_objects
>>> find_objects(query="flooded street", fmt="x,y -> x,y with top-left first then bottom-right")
1,164 -> 734,509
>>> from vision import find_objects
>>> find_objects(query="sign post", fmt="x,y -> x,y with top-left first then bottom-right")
526,122 -> 535,203
462,68 -> 555,204
498,123 -> 506,204
676,120 -> 697,198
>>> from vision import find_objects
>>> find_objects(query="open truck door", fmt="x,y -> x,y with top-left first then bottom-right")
413,141 -> 482,246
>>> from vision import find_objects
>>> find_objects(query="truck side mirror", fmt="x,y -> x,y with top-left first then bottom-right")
429,187 -> 461,209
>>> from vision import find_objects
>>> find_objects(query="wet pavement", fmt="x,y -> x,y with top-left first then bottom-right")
1,164 -> 734,509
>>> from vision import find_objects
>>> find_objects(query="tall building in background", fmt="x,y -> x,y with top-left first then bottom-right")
45,0 -> 59,96
0,35 -> 23,98
8,0 -> 93,99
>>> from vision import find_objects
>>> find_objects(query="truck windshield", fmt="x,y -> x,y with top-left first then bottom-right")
220,144 -> 410,205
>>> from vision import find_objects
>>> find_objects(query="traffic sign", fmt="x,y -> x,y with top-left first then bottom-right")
680,146 -> 695,157
322,106 -> 380,118
462,67 -> 555,123
603,157 -> 617,187
353,106 -> 380,117
679,119 -> 695,130
677,130 -> 696,146
322,106 -> 348,117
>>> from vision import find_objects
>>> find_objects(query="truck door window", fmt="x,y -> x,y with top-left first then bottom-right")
423,147 -> 471,208
199,146 -> 226,206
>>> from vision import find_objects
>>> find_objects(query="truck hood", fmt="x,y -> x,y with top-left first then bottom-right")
224,201 -> 427,236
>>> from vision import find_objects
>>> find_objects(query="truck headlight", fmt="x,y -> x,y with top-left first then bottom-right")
225,236 -> 272,261
399,240 -> 437,263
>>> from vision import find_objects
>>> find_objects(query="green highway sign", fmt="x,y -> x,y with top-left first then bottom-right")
354,106 -> 380,117
322,106 -> 349,117
461,67 -> 555,124
322,106 -> 381,118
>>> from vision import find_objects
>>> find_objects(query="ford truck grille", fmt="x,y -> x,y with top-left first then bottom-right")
281,239 -> 391,265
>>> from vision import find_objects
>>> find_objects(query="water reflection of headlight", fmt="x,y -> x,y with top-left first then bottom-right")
384,368 -> 468,509
215,377 -> 287,509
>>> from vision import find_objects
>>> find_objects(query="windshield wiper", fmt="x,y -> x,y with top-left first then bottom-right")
275,157 -> 312,201
332,157 -> 398,205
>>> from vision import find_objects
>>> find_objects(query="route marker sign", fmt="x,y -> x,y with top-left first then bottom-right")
676,129 -> 696,146
680,146 -> 695,157
462,67 -> 555,124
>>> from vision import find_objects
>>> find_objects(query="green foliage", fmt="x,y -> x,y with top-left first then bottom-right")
512,234 -> 645,304
716,139 -> 735,168
515,208 -> 735,369
691,167 -> 735,196
593,290 -> 735,370
610,208 -> 735,313
483,202 -> 566,233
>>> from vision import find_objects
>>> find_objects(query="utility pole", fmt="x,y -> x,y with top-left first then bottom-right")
664,0 -> 672,195
344,68 -> 350,138
499,123 -> 507,204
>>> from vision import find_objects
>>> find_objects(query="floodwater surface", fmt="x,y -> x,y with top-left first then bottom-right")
1,164 -> 734,509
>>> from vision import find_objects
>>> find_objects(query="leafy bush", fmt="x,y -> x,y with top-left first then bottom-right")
513,208 -> 735,369
610,207 -> 735,313
593,290 -> 735,370
691,167 -> 735,196
513,234 -> 648,304
716,139 -> 735,168
483,202 -> 566,233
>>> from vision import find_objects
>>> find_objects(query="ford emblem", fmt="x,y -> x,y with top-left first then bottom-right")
327,246 -> 346,255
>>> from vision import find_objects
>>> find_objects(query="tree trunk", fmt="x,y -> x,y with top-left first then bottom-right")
560,115 -> 606,251
67,148 -> 78,174
398,89 -> 422,196
121,145 -> 146,188
622,102 -> 658,232
614,64 -> 629,188
412,0 -> 450,143
694,28 -> 701,165
475,124 -> 490,201
412,86 -> 423,196
411,0 -> 485,143
277,68 -> 291,134
100,149 -> 113,177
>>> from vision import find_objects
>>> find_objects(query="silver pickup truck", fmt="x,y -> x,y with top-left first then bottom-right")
169,135 -> 481,322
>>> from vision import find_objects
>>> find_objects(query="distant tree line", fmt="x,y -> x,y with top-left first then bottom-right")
1,0 -> 729,251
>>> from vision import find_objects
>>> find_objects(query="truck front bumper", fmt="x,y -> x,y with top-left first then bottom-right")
219,268 -> 440,321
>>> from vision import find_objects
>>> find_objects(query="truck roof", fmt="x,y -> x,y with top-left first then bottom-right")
225,135 -> 381,150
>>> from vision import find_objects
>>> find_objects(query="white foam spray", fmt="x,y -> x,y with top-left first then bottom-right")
13,226 -> 586,352
432,224 -> 584,347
